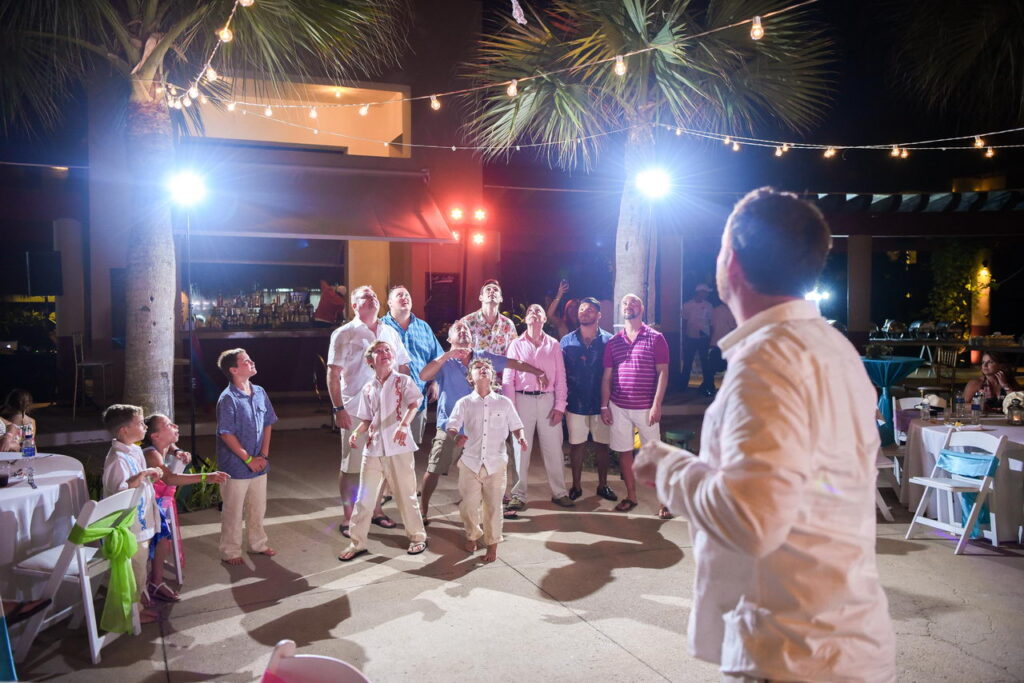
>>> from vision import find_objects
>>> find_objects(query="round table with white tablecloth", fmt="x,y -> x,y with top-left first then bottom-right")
899,419 -> 1024,543
0,453 -> 89,598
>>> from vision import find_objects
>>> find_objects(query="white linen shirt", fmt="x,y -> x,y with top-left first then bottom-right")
446,391 -> 524,475
354,370 -> 423,457
653,300 -> 895,682
327,318 -> 411,406
102,439 -> 158,542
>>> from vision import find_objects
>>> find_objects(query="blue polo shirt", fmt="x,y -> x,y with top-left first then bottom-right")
381,312 -> 444,410
216,382 -> 278,479
434,351 -> 507,430
560,327 -> 613,415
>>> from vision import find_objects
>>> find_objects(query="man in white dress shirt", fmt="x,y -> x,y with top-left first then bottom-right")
327,285 -> 411,536
635,187 -> 896,682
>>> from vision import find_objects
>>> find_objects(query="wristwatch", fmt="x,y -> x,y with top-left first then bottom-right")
332,405 -> 346,414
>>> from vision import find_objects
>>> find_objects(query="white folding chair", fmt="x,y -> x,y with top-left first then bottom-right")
905,429 -> 1008,554
262,639 -> 370,683
875,452 -> 899,522
891,396 -> 921,447
12,487 -> 144,664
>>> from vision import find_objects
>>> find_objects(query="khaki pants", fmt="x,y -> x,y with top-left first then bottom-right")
511,392 -> 568,501
458,461 -> 507,546
347,452 -> 426,551
130,540 -> 150,600
219,475 -> 269,560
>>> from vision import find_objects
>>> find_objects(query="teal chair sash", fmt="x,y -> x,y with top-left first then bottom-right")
937,447 -> 998,538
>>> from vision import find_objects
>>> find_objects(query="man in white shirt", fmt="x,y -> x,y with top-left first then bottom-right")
447,358 -> 528,563
635,187 -> 896,682
327,285 -> 411,537
681,283 -> 715,396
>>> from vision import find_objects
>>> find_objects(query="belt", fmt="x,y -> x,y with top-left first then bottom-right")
516,391 -> 546,396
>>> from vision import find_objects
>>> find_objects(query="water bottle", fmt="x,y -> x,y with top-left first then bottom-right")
20,424 -> 36,458
954,395 -> 966,420
918,400 -> 929,422
970,391 -> 982,425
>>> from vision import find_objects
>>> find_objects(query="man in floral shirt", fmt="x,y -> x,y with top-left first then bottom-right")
461,280 -> 517,355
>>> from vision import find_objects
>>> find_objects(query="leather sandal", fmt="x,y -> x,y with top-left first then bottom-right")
614,499 -> 638,512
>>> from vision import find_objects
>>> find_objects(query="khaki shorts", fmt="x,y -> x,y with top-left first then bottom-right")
608,402 -> 661,453
339,427 -> 368,474
566,411 -> 610,446
426,428 -> 463,476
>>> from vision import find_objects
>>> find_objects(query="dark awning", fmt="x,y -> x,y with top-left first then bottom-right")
180,162 -> 455,243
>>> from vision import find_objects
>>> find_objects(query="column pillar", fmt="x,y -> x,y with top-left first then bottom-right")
846,235 -> 872,349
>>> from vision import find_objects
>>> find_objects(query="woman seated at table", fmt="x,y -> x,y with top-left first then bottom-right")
961,351 -> 1021,410
0,388 -> 37,440
141,413 -> 229,601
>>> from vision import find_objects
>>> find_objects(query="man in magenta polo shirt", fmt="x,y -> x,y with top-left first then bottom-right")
600,293 -> 669,514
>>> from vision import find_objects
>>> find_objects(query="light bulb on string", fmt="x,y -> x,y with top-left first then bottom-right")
750,16 -> 765,40
182,95 -> 192,107
358,103 -> 369,116
173,99 -> 183,110
227,101 -> 236,112
675,128 -> 682,136
506,79 -> 518,97
156,85 -> 164,94
614,55 -> 627,76
188,85 -> 199,99
732,141 -> 740,151
312,129 -> 318,135
900,148 -> 909,159
200,95 -> 208,104
823,146 -> 836,158
334,88 -> 341,98
723,136 -> 731,145
782,143 -> 790,152
309,107 -> 318,119
985,147 -> 995,158
774,146 -> 783,157
239,0 -> 254,6
205,67 -> 218,82
430,95 -> 441,111
890,145 -> 900,157
264,106 -> 273,117
383,141 -> 389,148
218,27 -> 233,42
974,136 -> 985,148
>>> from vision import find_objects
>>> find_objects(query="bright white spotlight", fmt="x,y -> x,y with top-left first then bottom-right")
804,289 -> 830,302
167,171 -> 207,207
635,168 -> 671,198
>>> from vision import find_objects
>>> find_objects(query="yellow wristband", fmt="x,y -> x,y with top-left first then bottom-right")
244,454 -> 253,464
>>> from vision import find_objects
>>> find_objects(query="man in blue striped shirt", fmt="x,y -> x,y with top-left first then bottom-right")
381,285 -> 444,444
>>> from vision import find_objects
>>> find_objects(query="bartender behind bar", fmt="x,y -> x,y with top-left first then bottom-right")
315,281 -> 348,327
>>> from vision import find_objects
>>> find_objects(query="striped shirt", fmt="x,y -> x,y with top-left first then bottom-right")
603,324 -> 670,410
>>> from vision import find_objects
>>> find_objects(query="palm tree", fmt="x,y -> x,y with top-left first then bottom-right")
0,0 -> 407,415
461,0 -> 834,320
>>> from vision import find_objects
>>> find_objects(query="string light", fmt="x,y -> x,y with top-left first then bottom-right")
200,95 -> 208,104
974,136 -> 984,148
188,85 -> 199,99
985,147 -> 995,158
614,55 -> 627,76
239,0 -> 254,6
358,104 -> 369,116
750,16 -> 765,40
782,143 -> 790,152
675,128 -> 682,136
823,146 -> 836,158
218,27 -> 233,43
890,145 -> 900,157
182,96 -> 192,107
723,136 -> 732,145
227,101 -> 236,112
264,106 -> 273,117
334,89 -> 342,98
430,95 -> 441,111
205,67 -> 218,82
313,129 -> 318,135
173,99 -> 183,110
506,79 -> 518,98
309,107 -> 318,119
732,141 -> 740,151
774,146 -> 783,157
900,148 -> 909,159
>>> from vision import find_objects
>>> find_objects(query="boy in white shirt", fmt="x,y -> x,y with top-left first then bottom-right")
101,404 -> 165,623
339,341 -> 428,561
447,358 -> 528,563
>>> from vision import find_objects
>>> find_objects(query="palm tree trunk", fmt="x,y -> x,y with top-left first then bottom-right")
613,126 -> 657,325
122,91 -> 176,416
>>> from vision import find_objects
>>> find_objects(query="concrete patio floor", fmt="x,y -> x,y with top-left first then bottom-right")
12,428 -> 1024,682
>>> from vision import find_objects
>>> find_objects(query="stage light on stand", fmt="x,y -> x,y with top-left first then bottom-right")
473,208 -> 487,221
167,171 -> 207,208
450,207 -> 464,221
471,232 -> 485,246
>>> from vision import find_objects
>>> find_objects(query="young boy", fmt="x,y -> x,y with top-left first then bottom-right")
446,358 -> 528,563
101,404 -> 166,623
339,341 -> 428,561
216,348 -> 278,565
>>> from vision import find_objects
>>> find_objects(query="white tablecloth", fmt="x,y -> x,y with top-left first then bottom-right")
900,419 -> 1024,543
0,453 -> 89,597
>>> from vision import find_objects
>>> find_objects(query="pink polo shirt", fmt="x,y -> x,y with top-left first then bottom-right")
502,331 -> 568,412
603,324 -> 670,410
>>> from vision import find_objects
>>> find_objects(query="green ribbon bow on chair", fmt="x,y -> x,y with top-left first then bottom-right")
67,510 -> 140,633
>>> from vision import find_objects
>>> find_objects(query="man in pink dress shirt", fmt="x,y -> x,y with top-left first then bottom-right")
503,304 -> 574,509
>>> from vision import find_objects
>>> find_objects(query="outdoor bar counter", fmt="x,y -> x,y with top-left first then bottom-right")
185,327 -> 334,395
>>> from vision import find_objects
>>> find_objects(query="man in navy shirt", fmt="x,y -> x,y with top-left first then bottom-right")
560,298 -> 616,502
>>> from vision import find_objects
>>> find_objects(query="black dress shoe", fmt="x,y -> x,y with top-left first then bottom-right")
568,487 -> 583,501
596,485 -> 618,502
